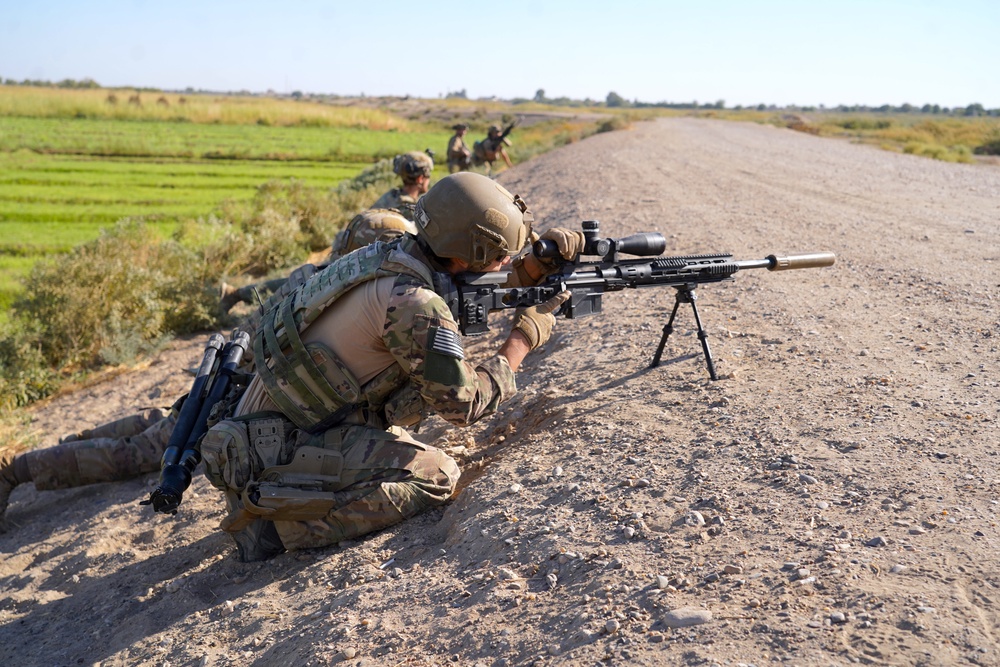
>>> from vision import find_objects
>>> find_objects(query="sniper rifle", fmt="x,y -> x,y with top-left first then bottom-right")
435,220 -> 835,380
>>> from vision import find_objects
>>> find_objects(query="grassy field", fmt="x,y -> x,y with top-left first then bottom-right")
0,95 -> 460,309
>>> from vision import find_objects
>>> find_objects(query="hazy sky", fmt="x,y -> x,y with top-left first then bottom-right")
2,0 -> 997,108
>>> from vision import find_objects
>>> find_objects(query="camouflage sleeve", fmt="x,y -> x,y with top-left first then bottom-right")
383,278 -> 516,426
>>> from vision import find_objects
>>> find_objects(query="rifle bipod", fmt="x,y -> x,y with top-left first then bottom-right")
650,285 -> 720,380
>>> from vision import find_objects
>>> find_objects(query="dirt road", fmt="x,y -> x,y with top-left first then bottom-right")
3,117 -> 998,666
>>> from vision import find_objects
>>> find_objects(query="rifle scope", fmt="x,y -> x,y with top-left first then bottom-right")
534,220 -> 666,260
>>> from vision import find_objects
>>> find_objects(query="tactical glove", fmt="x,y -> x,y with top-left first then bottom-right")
536,228 -> 586,264
512,291 -> 571,351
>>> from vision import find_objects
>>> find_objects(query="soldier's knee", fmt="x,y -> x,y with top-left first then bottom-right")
402,447 -> 460,506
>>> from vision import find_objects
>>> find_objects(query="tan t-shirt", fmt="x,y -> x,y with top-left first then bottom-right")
235,276 -> 397,417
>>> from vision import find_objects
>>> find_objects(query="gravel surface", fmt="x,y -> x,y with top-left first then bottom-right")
3,117 -> 998,667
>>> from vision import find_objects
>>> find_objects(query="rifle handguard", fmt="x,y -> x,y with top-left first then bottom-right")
766,252 -> 836,271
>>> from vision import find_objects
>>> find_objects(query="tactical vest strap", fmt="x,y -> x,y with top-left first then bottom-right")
255,241 -> 434,431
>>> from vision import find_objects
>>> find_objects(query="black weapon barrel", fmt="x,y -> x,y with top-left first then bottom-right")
182,331 -> 251,452
158,333 -> 224,469
144,331 -> 250,515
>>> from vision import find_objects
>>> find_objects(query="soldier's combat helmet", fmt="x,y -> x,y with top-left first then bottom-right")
414,172 -> 532,270
393,151 -> 434,184
331,208 -> 418,256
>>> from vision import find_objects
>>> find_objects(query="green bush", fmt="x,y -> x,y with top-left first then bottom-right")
597,115 -> 632,133
902,141 -> 973,163
0,319 -> 60,410
12,221 -> 217,369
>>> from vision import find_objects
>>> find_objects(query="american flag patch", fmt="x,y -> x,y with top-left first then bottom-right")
428,326 -> 464,360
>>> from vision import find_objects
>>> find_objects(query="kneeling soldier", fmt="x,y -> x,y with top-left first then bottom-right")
201,172 -> 583,560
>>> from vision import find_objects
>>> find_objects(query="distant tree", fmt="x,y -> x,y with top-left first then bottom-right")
900,103 -> 914,113
757,103 -> 767,111
291,90 -> 303,99
606,91 -> 629,108
534,88 -> 546,103
445,89 -> 468,99
714,99 -> 725,109
964,103 -> 985,116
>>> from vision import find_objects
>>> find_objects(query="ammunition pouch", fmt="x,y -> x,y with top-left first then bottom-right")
202,417 -> 354,527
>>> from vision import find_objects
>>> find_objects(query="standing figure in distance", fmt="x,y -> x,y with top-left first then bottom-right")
446,124 -> 472,173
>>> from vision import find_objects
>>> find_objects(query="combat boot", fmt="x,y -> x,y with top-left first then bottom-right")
0,453 -> 24,521
231,518 -> 285,562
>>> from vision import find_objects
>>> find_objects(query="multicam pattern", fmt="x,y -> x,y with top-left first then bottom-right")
26,408 -> 176,490
371,188 -> 418,221
256,237 -> 516,431
331,208 -> 417,257
270,424 -> 460,550
383,274 -> 516,424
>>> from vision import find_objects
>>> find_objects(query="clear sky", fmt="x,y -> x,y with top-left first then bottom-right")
2,0 -> 997,108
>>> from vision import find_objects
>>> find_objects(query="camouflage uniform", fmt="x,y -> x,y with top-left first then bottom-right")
330,208 -> 417,258
474,135 -> 511,176
21,408 -> 175,491
447,128 -> 472,173
200,236 -> 517,559
371,188 -> 419,221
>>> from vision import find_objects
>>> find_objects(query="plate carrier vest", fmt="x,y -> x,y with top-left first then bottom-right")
253,241 -> 435,432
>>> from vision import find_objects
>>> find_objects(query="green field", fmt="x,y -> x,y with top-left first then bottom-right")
0,116 -> 448,160
0,115 -> 455,308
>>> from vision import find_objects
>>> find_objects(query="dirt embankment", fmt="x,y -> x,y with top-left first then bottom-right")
2,118 -> 998,667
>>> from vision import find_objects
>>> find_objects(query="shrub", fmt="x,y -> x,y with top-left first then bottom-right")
0,319 -> 60,410
838,118 -> 894,130
12,221 -> 217,369
597,115 -> 632,133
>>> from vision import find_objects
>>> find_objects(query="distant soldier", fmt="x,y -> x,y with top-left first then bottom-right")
446,124 -> 472,173
372,151 -> 434,220
473,124 -> 515,176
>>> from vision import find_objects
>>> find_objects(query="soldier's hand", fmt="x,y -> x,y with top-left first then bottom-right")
512,291 -> 570,351
536,228 -> 586,264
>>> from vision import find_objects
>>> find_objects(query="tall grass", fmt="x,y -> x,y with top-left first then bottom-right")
698,108 -> 1000,163
0,86 -> 418,130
